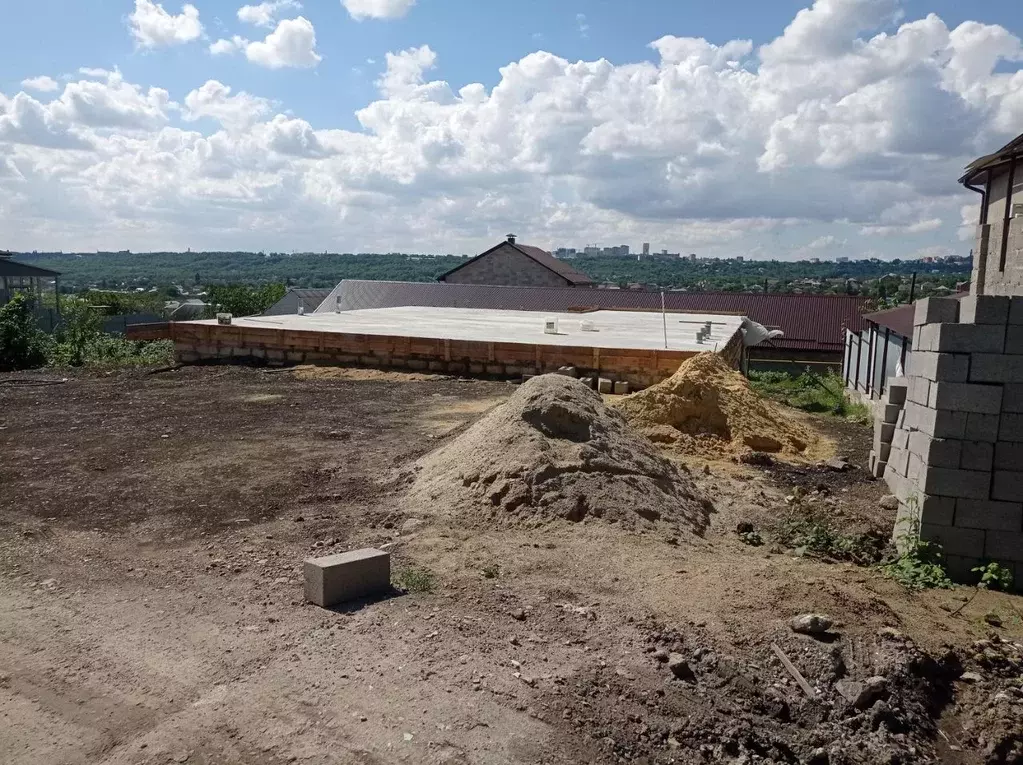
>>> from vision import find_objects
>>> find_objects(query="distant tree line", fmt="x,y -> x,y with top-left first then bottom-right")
14,250 -> 971,297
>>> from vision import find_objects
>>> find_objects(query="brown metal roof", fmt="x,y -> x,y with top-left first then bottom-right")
960,132 -> 1023,184
438,240 -> 595,286
316,280 -> 870,352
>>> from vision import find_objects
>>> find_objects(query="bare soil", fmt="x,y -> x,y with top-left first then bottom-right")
1,366 -> 1021,765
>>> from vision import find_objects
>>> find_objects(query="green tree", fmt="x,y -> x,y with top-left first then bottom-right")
54,298 -> 103,366
206,283 -> 287,316
0,293 -> 49,372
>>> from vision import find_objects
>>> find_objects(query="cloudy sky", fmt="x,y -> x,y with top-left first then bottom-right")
2,0 -> 1021,258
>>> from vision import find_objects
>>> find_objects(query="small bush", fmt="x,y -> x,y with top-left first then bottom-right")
394,567 -> 436,593
0,293 -> 49,372
774,516 -> 886,565
972,561 -> 1014,592
880,536 -> 952,590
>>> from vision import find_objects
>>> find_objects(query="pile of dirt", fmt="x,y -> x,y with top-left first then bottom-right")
613,352 -> 820,458
405,374 -> 710,533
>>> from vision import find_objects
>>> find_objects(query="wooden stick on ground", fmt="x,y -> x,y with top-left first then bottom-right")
771,643 -> 816,698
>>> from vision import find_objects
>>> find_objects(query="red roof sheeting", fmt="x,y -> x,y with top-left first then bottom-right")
316,280 -> 870,352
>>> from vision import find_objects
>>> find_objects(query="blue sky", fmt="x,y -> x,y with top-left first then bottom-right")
1,0 -> 1022,256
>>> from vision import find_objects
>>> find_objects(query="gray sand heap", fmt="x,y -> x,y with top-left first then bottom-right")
407,374 -> 710,533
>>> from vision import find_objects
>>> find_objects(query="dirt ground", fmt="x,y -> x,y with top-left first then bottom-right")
2,366 -> 1022,765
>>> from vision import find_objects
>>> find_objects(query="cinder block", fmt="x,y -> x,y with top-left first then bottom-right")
993,471 -> 1023,502
1006,326 -> 1023,355
556,366 -> 578,378
875,422 -> 896,444
897,409 -> 907,428
882,403 -> 902,424
1000,413 -> 1023,443
908,376 -> 931,406
886,380 -> 908,405
887,446 -> 910,477
913,405 -> 968,440
971,354 -> 1023,383
907,453 -> 924,482
959,295 -> 1010,325
580,376 -> 595,388
944,555 -> 984,585
613,381 -> 630,395
892,429 -> 910,450
468,362 -> 485,374
921,467 -> 991,499
928,323 -> 1005,354
927,382 -> 1002,414
995,442 -> 1023,470
960,441 -> 994,472
914,297 -> 960,326
1002,385 -> 1023,413
921,523 -> 985,558
955,499 -> 1023,532
876,442 -> 892,463
965,413 -> 1000,443
1008,297 -> 1023,325
909,352 -> 970,383
304,548 -> 390,607
985,531 -> 1023,563
908,432 -> 961,468
919,495 -> 956,526
597,378 -> 612,394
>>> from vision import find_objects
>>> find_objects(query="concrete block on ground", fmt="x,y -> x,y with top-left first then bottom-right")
304,548 -> 390,607
927,382 -> 1002,415
921,467 -> 992,499
914,297 -> 960,326
597,378 -> 612,394
908,431 -> 961,469
927,323 -> 1005,354
886,446 -> 910,478
985,531 -> 1023,563
876,441 -> 892,463
875,422 -> 896,444
579,376 -> 595,388
965,413 -> 1000,443
959,295 -> 1010,325
897,409 -> 907,429
960,441 -> 994,472
992,471 -> 1023,503
970,354 -> 1023,383
910,352 -> 970,383
999,413 -> 1023,443
886,379 -> 908,405
613,381 -> 630,395
882,403 -> 902,424
921,523 -> 985,558
955,499 -> 1023,532
907,453 -> 925,483
556,366 -> 578,378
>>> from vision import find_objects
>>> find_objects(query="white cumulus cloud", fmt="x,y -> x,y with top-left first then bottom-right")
237,0 -> 301,27
245,17 -> 321,69
2,0 -> 1022,256
341,0 -> 415,21
128,0 -> 203,48
21,76 -> 59,93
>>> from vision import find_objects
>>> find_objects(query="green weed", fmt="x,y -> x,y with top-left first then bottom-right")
972,561 -> 1014,592
394,567 -> 436,593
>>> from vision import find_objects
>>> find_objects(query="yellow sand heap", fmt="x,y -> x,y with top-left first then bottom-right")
613,352 -> 818,457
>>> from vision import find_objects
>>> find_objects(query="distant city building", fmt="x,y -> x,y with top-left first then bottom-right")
689,253 -> 697,262
642,243 -> 650,256
735,256 -> 744,263
583,245 -> 601,256
836,256 -> 849,263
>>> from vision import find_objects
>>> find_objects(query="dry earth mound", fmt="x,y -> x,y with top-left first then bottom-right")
613,352 -> 818,458
406,374 -> 710,533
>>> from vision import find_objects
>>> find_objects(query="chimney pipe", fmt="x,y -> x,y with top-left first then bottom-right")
506,233 -> 516,244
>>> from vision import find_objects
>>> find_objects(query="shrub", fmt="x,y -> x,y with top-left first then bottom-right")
972,561 -> 1014,592
0,293 -> 49,372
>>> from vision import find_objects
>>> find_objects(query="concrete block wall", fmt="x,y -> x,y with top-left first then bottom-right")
169,322 -> 745,390
884,295 -> 1023,590
972,217 -> 1023,297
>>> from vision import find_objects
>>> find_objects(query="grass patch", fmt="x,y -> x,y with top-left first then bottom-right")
750,370 -> 870,423
394,566 -> 436,593
774,516 -> 887,565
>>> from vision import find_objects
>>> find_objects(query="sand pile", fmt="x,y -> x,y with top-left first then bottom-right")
613,352 -> 817,457
406,374 -> 709,533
